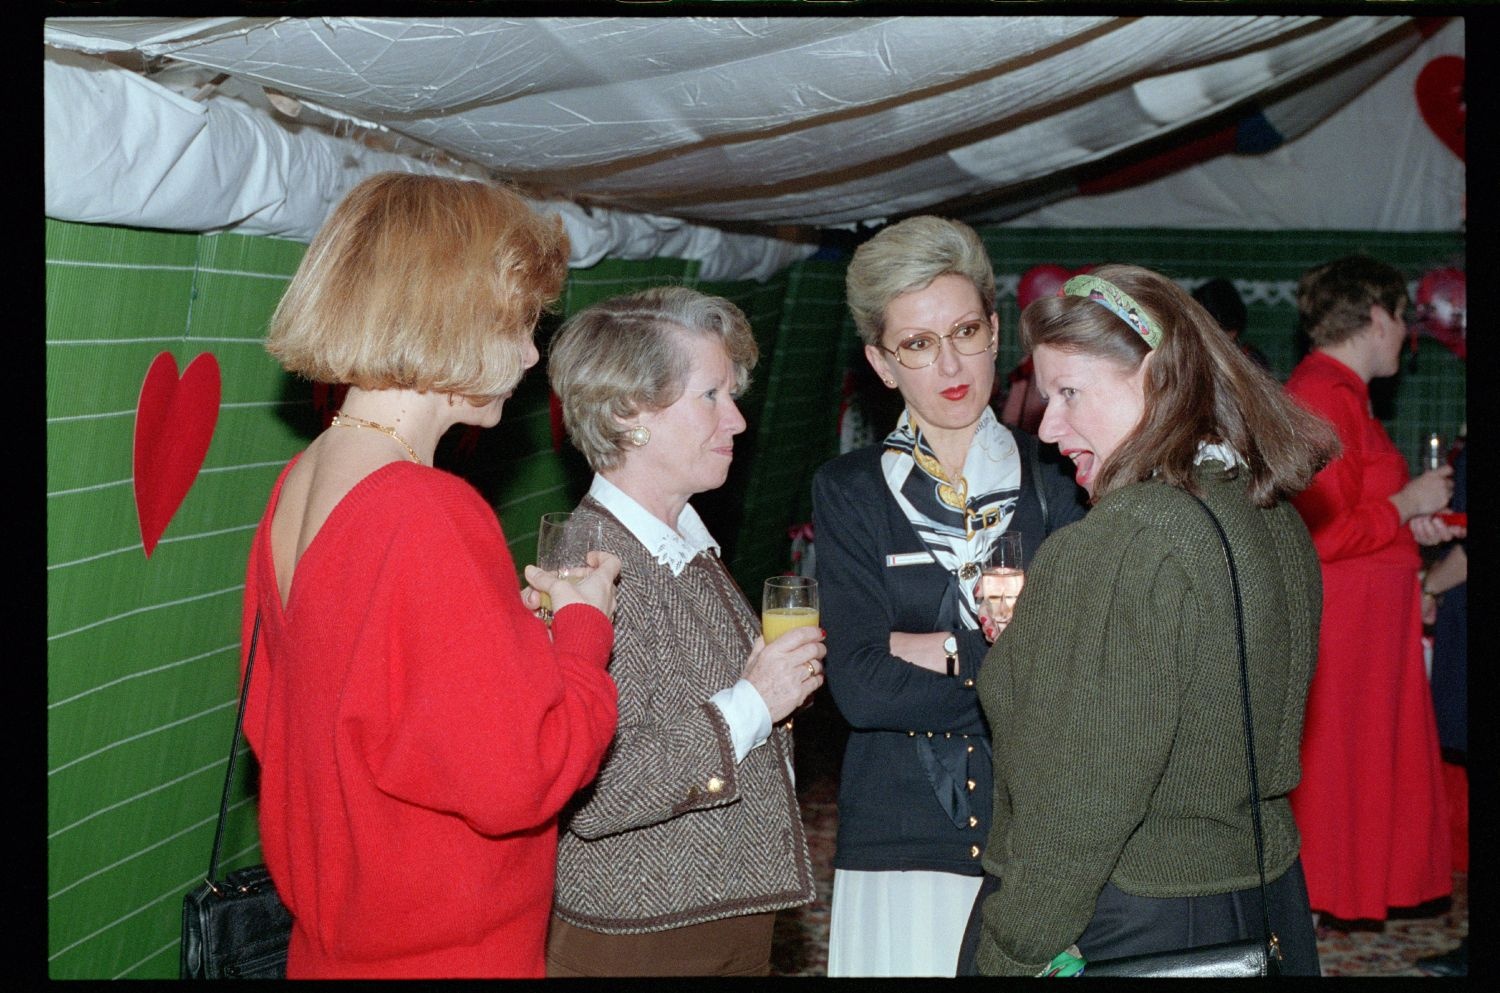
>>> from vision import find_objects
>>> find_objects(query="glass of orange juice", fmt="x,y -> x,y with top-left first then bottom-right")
762,576 -> 819,642
536,512 -> 602,622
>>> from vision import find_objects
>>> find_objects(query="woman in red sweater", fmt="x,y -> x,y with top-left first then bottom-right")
241,173 -> 621,977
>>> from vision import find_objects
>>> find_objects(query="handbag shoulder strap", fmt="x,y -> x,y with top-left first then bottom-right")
1182,490 -> 1281,969
206,610 -> 261,887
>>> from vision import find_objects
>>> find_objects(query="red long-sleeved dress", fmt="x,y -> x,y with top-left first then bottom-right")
241,458 -> 617,977
1285,351 -> 1450,920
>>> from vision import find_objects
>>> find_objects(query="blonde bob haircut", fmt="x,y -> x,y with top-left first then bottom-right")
266,172 -> 569,399
1020,263 -> 1338,508
548,286 -> 758,473
845,216 -> 997,347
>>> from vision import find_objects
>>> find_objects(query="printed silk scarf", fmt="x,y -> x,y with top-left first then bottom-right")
881,406 -> 1021,828
880,406 -> 1022,631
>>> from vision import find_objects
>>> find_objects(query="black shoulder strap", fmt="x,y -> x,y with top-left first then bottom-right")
1183,491 -> 1282,973
206,611 -> 260,887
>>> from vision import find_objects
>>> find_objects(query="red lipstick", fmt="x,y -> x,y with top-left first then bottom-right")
941,385 -> 969,401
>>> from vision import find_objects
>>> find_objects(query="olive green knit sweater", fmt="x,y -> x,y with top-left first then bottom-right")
973,465 -> 1320,975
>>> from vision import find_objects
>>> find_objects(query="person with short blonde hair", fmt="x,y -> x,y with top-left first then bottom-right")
548,285 -> 756,472
267,171 -> 569,399
814,216 -> 1086,977
242,172 -> 620,978
844,214 -> 997,348
544,286 -> 823,977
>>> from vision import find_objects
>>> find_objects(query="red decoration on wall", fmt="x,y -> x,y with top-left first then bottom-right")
1017,263 -> 1096,311
549,390 -> 566,452
133,352 -> 221,557
311,382 -> 348,428
1077,125 -> 1238,197
1415,55 -> 1464,162
1017,265 -> 1071,310
452,425 -> 482,464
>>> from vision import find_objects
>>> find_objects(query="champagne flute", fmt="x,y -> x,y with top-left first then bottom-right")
536,512 -> 602,622
979,530 -> 1025,635
762,576 -> 819,642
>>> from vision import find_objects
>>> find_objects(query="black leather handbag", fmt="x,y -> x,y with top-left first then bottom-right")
1085,493 -> 1283,978
181,613 -> 294,979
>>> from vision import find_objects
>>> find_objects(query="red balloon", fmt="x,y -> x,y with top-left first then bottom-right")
1017,264 -> 1071,309
1415,267 -> 1465,360
1415,55 -> 1464,162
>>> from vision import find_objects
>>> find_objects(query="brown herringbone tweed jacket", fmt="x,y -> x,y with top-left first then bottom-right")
551,496 -> 815,933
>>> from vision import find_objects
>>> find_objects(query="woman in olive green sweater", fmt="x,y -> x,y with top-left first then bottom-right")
959,266 -> 1338,976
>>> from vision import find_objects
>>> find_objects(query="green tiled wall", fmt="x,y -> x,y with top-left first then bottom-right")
47,221 -> 306,980
45,218 -> 1464,978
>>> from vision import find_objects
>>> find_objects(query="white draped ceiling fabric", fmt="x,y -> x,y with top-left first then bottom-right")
45,15 -> 1463,281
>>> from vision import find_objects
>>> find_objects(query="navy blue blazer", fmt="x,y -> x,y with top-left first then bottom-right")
812,428 -> 1087,874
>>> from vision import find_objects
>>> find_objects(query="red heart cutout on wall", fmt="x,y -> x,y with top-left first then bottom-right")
1415,55 -> 1464,162
133,352 -> 221,558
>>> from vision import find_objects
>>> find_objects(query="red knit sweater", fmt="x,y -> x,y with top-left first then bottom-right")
241,459 -> 617,977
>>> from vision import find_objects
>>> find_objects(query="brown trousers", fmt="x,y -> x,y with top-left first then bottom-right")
545,910 -> 776,977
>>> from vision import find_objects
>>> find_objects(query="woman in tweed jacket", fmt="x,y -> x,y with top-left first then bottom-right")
540,286 -> 823,976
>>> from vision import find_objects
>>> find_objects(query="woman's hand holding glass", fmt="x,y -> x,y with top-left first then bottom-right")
524,551 -> 620,622
977,530 -> 1025,643
748,577 -> 825,723
524,513 -> 617,622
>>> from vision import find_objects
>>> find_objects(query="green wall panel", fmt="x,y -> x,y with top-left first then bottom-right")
46,266 -> 197,342
46,220 -> 200,265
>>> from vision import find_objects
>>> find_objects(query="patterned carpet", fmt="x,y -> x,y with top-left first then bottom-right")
772,753 -> 1467,977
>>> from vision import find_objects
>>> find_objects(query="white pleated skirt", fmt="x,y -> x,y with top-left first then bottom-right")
826,868 -> 984,977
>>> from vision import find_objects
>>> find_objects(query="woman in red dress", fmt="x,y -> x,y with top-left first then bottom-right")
1285,255 -> 1465,922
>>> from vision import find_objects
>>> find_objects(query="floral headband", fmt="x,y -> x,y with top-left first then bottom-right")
1062,274 -> 1162,350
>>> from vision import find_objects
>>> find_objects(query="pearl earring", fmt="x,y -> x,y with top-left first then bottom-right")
627,425 -> 651,447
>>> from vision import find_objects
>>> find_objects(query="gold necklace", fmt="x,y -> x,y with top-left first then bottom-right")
329,411 -> 423,464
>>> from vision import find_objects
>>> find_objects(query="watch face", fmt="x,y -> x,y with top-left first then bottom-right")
943,635 -> 958,654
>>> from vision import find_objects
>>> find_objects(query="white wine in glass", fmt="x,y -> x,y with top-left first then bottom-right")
762,576 -> 819,642
978,530 -> 1024,633
536,512 -> 602,621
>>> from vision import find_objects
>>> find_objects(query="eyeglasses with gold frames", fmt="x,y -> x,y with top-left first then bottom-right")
878,319 -> 995,369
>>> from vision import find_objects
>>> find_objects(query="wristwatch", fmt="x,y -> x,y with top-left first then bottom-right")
943,635 -> 959,677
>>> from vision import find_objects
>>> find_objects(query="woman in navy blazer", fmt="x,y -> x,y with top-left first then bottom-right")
812,217 -> 1086,976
